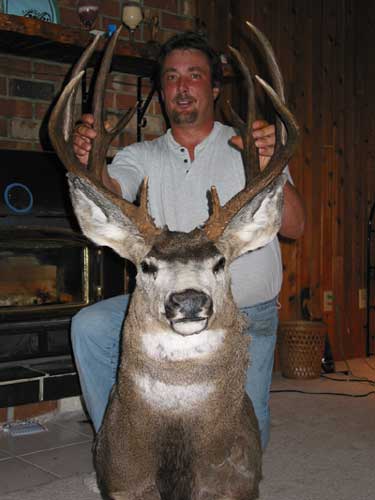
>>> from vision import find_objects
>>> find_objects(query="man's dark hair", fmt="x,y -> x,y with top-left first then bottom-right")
154,31 -> 223,91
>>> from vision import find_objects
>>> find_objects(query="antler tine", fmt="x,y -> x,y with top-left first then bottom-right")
48,33 -> 102,173
203,21 -> 299,241
63,33 -> 103,143
89,26 -> 137,180
227,45 -> 259,182
49,71 -> 88,176
245,20 -> 286,145
254,75 -> 299,181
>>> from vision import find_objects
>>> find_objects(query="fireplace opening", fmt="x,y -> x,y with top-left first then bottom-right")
0,238 -> 88,310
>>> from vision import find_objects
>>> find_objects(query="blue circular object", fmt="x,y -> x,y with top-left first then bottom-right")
107,24 -> 117,36
4,182 -> 34,214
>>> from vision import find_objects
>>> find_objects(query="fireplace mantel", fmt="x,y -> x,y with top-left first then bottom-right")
0,13 -> 234,79
0,12 -> 156,77
0,12 -> 163,140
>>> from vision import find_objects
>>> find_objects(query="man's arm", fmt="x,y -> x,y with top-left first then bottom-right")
73,114 -> 122,196
279,181 -> 305,239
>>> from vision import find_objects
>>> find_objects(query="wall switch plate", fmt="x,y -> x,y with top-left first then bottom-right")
323,290 -> 334,311
359,288 -> 367,309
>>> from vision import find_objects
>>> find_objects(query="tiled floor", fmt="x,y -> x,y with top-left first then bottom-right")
0,357 -> 374,498
0,411 -> 95,496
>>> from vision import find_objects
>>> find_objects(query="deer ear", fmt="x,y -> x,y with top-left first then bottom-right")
216,174 -> 286,261
68,176 -> 150,263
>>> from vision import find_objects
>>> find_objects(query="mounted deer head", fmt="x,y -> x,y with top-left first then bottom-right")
48,22 -> 299,499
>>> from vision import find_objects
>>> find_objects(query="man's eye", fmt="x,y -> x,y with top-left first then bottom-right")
191,73 -> 201,79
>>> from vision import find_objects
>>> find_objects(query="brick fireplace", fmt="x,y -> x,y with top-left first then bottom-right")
0,149 -> 126,418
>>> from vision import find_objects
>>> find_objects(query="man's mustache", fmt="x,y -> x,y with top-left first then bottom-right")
173,93 -> 195,104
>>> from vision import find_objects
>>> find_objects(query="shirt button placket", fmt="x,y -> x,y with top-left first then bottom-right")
180,147 -> 189,173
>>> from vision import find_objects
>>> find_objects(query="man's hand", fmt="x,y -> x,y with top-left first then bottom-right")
73,114 -> 97,166
230,120 -> 276,170
73,113 -> 123,196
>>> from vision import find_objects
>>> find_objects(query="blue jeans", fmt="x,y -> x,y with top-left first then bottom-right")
242,299 -> 278,449
71,295 -> 278,449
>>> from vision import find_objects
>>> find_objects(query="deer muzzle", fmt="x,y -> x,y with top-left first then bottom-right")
165,289 -> 213,336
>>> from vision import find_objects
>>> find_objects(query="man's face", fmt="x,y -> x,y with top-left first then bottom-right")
161,49 -> 220,128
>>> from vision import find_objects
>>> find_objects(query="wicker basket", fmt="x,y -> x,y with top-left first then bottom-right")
278,320 -> 326,379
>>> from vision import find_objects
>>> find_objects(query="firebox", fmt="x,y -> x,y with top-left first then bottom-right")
0,149 -> 126,408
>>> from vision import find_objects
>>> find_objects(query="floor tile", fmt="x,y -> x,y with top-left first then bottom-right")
0,421 -> 90,457
0,457 -> 57,495
0,448 -> 11,461
21,441 -> 94,478
53,416 -> 94,439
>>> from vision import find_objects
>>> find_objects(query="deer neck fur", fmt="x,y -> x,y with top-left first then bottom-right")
118,290 -> 249,419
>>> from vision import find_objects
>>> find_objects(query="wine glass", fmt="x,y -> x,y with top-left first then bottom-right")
76,0 -> 100,31
122,2 -> 143,44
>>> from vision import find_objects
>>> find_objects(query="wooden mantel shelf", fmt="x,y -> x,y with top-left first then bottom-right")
0,13 -> 156,77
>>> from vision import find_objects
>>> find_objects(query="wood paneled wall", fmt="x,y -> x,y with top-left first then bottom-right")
197,0 -> 375,360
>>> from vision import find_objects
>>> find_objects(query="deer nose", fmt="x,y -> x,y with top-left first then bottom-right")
165,289 -> 212,319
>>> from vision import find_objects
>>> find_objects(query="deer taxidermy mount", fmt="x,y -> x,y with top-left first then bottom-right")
48,21 -> 299,500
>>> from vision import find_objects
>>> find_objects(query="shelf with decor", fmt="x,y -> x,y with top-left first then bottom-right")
0,12 -> 156,76
0,12 -> 160,141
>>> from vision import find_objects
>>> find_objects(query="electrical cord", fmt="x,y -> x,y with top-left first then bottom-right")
364,358 -> 375,372
270,388 -> 375,398
271,369 -> 375,398
321,373 -> 375,386
326,356 -> 375,387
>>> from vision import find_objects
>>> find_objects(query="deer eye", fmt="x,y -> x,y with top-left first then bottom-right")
213,257 -> 226,275
141,261 -> 158,276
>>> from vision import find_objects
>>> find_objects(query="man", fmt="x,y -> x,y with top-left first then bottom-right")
72,31 -> 305,449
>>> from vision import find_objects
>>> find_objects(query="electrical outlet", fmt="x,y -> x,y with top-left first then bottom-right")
323,291 -> 334,311
359,288 -> 367,309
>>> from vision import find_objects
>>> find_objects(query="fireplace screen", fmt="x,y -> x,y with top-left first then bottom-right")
0,237 -> 89,312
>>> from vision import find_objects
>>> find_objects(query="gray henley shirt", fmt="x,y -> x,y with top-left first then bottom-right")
108,121 -> 288,308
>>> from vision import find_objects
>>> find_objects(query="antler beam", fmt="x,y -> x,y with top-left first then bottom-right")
203,21 -> 299,241
48,26 -> 161,241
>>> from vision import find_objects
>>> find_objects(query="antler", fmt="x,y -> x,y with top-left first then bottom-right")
203,21 -> 299,241
48,26 -> 161,240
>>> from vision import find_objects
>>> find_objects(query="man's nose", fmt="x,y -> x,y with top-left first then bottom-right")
177,75 -> 189,92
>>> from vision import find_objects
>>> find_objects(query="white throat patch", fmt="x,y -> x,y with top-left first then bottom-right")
142,328 -> 225,362
134,373 -> 214,411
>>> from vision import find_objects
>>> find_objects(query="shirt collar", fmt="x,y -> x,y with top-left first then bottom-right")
165,122 -> 223,154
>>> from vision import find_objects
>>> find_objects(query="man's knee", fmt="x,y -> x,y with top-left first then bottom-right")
72,295 -> 126,335
71,304 -> 109,349
71,296 -> 128,353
